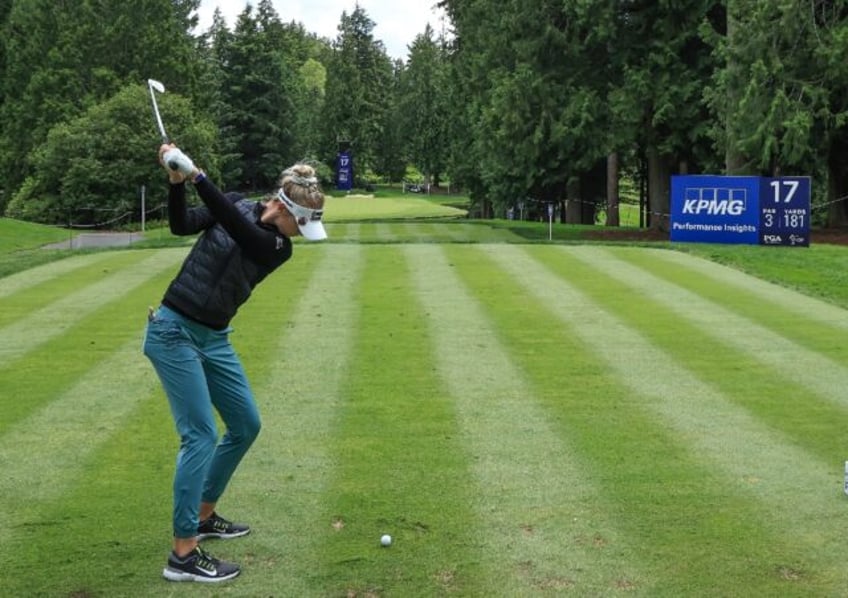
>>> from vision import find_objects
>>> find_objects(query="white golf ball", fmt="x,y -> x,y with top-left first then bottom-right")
380,534 -> 392,547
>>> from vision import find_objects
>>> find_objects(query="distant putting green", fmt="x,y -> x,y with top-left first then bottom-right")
324,194 -> 467,221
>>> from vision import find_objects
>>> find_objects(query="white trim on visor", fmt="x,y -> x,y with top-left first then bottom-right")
276,188 -> 327,241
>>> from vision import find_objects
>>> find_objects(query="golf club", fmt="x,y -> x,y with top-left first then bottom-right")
147,78 -> 179,170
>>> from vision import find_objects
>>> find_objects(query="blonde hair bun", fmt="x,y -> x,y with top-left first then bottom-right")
279,163 -> 324,210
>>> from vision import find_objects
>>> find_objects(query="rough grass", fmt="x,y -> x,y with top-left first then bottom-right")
0,217 -> 69,252
679,242 -> 848,309
0,218 -> 78,278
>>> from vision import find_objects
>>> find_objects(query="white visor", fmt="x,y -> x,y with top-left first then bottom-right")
277,188 -> 327,241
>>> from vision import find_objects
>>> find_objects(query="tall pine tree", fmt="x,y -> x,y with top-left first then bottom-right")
321,4 -> 393,181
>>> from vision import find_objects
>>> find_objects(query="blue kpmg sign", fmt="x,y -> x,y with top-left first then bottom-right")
670,175 -> 810,246
336,151 -> 353,191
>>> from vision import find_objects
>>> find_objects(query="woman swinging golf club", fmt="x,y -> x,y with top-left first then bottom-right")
143,143 -> 326,582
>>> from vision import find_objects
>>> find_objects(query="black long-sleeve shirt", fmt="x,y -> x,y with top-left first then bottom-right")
168,178 -> 290,267
161,178 -> 292,329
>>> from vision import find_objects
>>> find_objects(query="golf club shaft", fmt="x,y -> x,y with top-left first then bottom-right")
147,81 -> 178,169
148,88 -> 169,143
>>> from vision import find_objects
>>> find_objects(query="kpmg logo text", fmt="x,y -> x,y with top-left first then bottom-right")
681,188 -> 747,216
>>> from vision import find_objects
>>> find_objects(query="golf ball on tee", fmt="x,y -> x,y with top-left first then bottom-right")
380,534 -> 392,546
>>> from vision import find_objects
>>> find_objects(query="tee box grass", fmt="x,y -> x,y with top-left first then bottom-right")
2,208 -> 848,595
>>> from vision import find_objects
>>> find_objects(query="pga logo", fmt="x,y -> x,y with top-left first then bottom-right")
762,234 -> 783,244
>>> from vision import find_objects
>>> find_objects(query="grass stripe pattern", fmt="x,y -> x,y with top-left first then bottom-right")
491,245 -> 846,592
652,248 -> 848,330
566,246 -> 848,407
409,244 -> 647,594
0,251 -> 118,299
0,249 -> 185,363
2,238 -> 848,596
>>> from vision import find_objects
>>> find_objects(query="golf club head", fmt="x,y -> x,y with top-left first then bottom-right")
147,79 -> 165,94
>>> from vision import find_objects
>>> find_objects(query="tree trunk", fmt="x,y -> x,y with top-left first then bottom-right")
725,2 -> 747,175
565,178 -> 581,223
828,134 -> 848,227
479,198 -> 493,219
647,147 -> 670,230
572,160 -> 607,225
606,152 -> 620,227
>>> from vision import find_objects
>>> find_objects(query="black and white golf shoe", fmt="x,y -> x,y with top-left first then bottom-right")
163,545 -> 240,583
197,512 -> 251,540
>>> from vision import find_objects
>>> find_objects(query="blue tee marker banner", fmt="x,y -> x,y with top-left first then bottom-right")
336,151 -> 353,191
759,177 -> 811,246
670,175 -> 810,246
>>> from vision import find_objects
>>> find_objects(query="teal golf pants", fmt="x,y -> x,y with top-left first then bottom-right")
143,305 -> 260,538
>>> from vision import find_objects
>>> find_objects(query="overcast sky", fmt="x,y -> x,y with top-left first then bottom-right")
196,1 -> 448,61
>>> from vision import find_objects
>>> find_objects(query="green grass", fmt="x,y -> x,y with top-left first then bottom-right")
597,201 -> 642,227
678,242 -> 848,309
0,218 -> 79,278
0,217 -> 70,251
3,215 -> 848,595
323,194 -> 468,221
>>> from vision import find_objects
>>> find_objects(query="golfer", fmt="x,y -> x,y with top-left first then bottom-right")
143,143 -> 326,582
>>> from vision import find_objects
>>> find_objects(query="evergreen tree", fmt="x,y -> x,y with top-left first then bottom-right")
284,22 -> 332,165
219,0 -> 302,191
442,0 -> 615,221
321,4 -> 393,181
296,57 -> 328,160
709,0 -> 848,225
612,0 -> 723,228
400,25 -> 450,186
197,8 -> 240,185
441,0 -> 721,225
439,0 -> 510,216
372,59 -> 407,184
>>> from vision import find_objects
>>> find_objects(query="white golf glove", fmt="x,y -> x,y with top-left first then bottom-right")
162,148 -> 196,176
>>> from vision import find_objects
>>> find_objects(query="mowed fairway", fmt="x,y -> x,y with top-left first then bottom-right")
2,227 -> 848,596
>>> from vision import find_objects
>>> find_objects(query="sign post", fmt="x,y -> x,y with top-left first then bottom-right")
547,203 -> 554,240
140,185 -> 146,232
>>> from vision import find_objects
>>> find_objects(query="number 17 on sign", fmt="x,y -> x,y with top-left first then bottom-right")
760,177 -> 810,246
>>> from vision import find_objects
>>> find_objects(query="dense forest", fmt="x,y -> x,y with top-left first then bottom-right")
1,0 -> 847,228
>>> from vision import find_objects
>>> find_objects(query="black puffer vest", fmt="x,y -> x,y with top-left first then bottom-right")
162,199 -> 288,329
